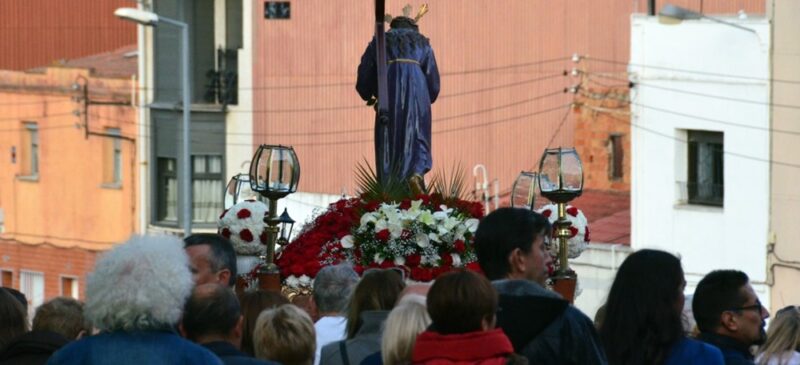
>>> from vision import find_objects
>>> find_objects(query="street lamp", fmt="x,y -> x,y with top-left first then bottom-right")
510,171 -> 538,210
249,144 -> 300,291
658,3 -> 756,33
115,7 -> 193,236
224,173 -> 263,209
538,147 -> 583,302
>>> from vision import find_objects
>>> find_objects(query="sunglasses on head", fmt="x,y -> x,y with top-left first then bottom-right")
363,266 -> 407,281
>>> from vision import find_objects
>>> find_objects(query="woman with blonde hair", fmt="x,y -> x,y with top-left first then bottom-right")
254,304 -> 316,365
756,305 -> 800,365
361,295 -> 430,365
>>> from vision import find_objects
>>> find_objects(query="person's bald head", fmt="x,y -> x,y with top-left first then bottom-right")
181,283 -> 241,342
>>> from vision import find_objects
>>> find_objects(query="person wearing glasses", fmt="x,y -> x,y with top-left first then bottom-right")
693,270 -> 771,365
599,249 -> 724,365
473,208 -> 607,365
755,305 -> 800,365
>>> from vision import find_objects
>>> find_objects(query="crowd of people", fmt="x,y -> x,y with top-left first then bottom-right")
0,207 -> 796,365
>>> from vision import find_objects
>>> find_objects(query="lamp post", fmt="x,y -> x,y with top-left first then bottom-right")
538,147 -> 583,302
658,3 -> 756,33
249,144 -> 300,291
115,8 -> 193,236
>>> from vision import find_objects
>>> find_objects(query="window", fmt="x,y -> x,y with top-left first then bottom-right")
20,271 -> 44,320
103,128 -> 122,186
0,270 -> 12,286
192,155 -> 224,223
608,134 -> 624,180
60,276 -> 79,299
687,131 -> 724,206
264,2 -> 290,19
20,122 -> 39,177
157,158 -> 178,222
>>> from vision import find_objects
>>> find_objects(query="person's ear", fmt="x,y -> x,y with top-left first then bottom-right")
178,322 -> 189,338
218,268 -> 232,286
481,314 -> 496,331
508,248 -> 527,275
721,311 -> 739,332
233,315 -> 244,339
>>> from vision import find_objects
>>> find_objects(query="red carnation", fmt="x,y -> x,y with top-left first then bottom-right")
542,209 -> 552,218
566,206 -> 578,217
221,228 -> 232,239
406,254 -> 421,266
363,201 -> 380,212
568,226 -> 578,238
466,261 -> 483,274
290,264 -> 304,276
399,199 -> 412,210
585,225 -> 591,242
411,267 -> 434,282
259,232 -> 268,245
441,253 -> 453,266
237,209 -> 252,219
353,265 -> 364,275
376,229 -> 391,242
240,229 -> 254,242
453,240 -> 466,253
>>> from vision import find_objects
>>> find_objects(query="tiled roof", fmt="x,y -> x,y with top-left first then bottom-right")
570,190 -> 630,245
56,45 -> 137,79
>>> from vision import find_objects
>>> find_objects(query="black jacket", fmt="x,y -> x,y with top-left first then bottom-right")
0,330 -> 69,365
492,280 -> 607,365
697,332 -> 755,365
202,341 -> 281,365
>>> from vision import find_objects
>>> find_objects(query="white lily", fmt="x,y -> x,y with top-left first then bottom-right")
340,235 -> 355,248
451,253 -> 462,267
299,275 -> 312,286
465,218 -> 480,233
394,256 -> 406,266
373,253 -> 385,264
416,232 -> 430,248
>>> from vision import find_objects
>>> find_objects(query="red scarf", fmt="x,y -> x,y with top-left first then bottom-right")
412,329 -> 515,365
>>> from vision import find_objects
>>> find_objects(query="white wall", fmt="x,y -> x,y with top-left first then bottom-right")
630,16 -> 771,301
225,0 -> 255,180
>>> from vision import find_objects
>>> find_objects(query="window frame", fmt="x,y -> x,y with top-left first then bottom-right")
18,122 -> 39,180
687,130 -> 724,207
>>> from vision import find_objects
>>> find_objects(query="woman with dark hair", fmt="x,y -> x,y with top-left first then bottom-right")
240,290 -> 290,356
0,288 -> 27,353
599,249 -> 723,365
320,269 -> 405,365
411,270 -> 522,365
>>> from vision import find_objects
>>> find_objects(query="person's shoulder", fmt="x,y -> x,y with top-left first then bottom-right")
665,338 -> 724,365
561,305 -> 596,328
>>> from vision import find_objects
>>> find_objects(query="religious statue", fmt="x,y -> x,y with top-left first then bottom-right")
356,4 -> 440,194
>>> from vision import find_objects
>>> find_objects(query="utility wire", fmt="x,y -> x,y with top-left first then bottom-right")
584,56 -> 800,84
584,104 -> 800,168
90,88 -> 568,138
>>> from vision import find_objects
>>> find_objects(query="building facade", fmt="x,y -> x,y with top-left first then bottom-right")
0,49 -> 139,314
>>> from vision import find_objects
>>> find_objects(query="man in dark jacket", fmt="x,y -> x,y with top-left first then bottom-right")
693,270 -> 770,365
181,283 -> 279,365
474,207 -> 607,365
0,296 -> 91,365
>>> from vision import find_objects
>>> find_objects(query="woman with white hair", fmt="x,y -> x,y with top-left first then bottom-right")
47,235 -> 222,365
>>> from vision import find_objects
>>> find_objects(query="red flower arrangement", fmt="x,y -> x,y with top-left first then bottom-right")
275,193 -> 485,288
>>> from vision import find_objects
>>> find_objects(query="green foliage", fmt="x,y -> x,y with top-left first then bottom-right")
354,161 -> 470,202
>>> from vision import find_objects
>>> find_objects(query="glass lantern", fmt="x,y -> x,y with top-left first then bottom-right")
511,171 -> 538,210
224,173 -> 264,209
249,145 -> 300,200
538,147 -> 584,204
276,208 -> 295,246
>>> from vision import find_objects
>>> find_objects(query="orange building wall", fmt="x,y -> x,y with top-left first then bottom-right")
0,240 -> 97,300
0,66 -> 138,303
251,0 -> 764,197
0,0 -> 136,71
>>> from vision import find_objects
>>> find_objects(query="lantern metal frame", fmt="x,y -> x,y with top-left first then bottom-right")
248,144 -> 301,282
537,147 -> 584,278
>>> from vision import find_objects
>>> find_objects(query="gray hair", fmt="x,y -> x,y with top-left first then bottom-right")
85,235 -> 193,331
312,264 -> 359,313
